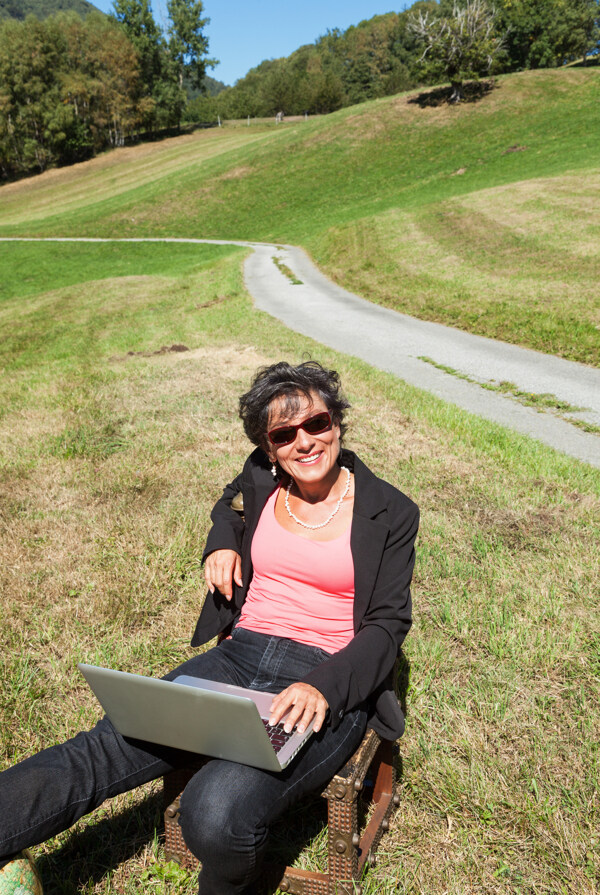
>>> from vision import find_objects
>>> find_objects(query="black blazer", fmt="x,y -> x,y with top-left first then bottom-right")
192,447 -> 419,739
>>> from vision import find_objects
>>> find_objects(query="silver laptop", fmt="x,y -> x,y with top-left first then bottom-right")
78,663 -> 314,772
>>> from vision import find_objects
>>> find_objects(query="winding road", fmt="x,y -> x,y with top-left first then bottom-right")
4,236 -> 599,468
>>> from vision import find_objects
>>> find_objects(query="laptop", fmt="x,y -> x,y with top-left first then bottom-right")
78,663 -> 314,772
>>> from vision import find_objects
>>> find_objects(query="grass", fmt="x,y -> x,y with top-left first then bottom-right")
272,252 -> 303,285
1,68 -> 599,363
1,242 -> 599,894
0,240 -> 238,304
317,173 -> 600,366
418,356 -> 600,435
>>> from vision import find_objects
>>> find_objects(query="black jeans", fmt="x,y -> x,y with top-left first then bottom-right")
0,628 -> 367,894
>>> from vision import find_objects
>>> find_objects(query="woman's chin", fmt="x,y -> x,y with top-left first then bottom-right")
289,455 -> 340,484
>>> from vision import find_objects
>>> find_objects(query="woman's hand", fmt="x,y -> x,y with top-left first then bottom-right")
204,549 -> 242,601
269,683 -> 329,734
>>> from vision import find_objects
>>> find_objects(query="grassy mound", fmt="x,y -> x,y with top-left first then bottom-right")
1,69 -> 599,363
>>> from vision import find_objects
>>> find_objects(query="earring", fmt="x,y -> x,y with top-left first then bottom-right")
271,463 -> 277,479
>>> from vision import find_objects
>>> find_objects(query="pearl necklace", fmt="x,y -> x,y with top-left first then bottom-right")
285,466 -> 351,530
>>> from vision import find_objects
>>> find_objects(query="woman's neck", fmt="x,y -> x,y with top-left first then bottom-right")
290,464 -> 343,504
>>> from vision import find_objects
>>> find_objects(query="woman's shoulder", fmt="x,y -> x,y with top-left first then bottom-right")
349,450 -> 420,521
242,447 -> 272,479
238,448 -> 279,500
379,474 -> 419,512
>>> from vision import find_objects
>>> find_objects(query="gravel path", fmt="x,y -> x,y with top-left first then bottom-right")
247,243 -> 600,469
4,237 -> 599,468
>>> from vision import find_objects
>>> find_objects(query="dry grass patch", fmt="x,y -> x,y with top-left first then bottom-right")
459,170 -> 600,259
316,174 -> 600,364
219,165 -> 254,181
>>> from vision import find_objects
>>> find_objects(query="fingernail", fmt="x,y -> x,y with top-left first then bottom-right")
269,717 -> 276,726
297,725 -> 305,733
284,723 -> 292,733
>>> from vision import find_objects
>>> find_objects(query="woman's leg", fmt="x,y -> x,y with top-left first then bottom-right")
0,718 -> 181,860
176,629 -> 369,895
0,642 -> 250,861
180,708 -> 367,895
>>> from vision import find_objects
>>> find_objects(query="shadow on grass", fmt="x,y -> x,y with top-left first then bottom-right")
409,78 -> 497,107
36,791 -> 165,894
570,54 -> 599,68
265,757 -> 407,893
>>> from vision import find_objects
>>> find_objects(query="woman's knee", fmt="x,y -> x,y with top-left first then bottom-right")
178,761 -> 270,864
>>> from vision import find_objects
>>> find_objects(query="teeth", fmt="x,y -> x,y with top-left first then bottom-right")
298,453 -> 320,463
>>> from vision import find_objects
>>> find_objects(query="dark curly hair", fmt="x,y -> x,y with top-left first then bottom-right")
239,361 -> 351,448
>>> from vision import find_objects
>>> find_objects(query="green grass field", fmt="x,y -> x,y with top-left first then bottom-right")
1,241 -> 599,895
1,68 -> 599,364
1,67 -> 599,895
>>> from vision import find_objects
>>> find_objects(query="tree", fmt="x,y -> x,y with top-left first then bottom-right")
111,0 -> 161,113
0,15 -> 69,175
112,0 -> 213,128
0,11 -> 145,179
73,13 -> 146,146
167,0 -> 213,90
305,57 -> 344,114
389,2 -> 438,88
335,15 -> 400,104
495,0 -> 599,70
408,0 -> 504,101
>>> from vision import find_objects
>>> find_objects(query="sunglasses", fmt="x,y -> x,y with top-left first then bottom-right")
267,411 -> 333,447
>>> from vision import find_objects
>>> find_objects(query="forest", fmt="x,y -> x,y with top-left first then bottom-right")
0,0 -> 598,182
0,0 -> 98,19
199,0 -> 599,120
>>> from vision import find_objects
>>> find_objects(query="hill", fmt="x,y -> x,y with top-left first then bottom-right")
202,75 -> 228,96
0,62 -> 599,895
0,67 -> 599,366
188,1 -> 598,120
0,0 -> 100,19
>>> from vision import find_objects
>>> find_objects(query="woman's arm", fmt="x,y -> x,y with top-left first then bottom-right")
202,472 -> 245,560
201,473 -> 245,600
301,498 -> 419,728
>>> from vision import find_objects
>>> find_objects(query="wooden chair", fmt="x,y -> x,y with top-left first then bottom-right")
163,727 -> 400,895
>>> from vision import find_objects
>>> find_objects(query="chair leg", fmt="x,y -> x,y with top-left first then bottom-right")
163,762 -> 205,870
326,792 -> 359,894
357,740 -> 398,872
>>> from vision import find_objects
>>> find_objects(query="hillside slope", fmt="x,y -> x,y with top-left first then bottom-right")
1,68 -> 598,364
0,0 -> 100,19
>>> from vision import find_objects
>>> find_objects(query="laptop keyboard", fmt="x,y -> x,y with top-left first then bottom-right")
261,719 -> 293,753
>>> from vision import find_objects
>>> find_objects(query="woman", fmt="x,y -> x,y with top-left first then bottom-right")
0,361 -> 419,895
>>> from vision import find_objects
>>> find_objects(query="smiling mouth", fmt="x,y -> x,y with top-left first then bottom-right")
296,452 -> 322,464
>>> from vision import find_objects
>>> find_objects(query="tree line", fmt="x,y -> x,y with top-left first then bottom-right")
0,0 -> 97,20
0,0 -> 598,182
0,0 -> 212,180
188,0 -> 598,121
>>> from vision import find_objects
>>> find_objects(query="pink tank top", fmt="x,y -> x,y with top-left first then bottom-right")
237,489 -> 355,654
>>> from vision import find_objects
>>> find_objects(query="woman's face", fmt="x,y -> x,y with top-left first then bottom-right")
266,391 -> 341,488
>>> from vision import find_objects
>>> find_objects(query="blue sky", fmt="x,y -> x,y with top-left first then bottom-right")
91,1 -> 399,86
